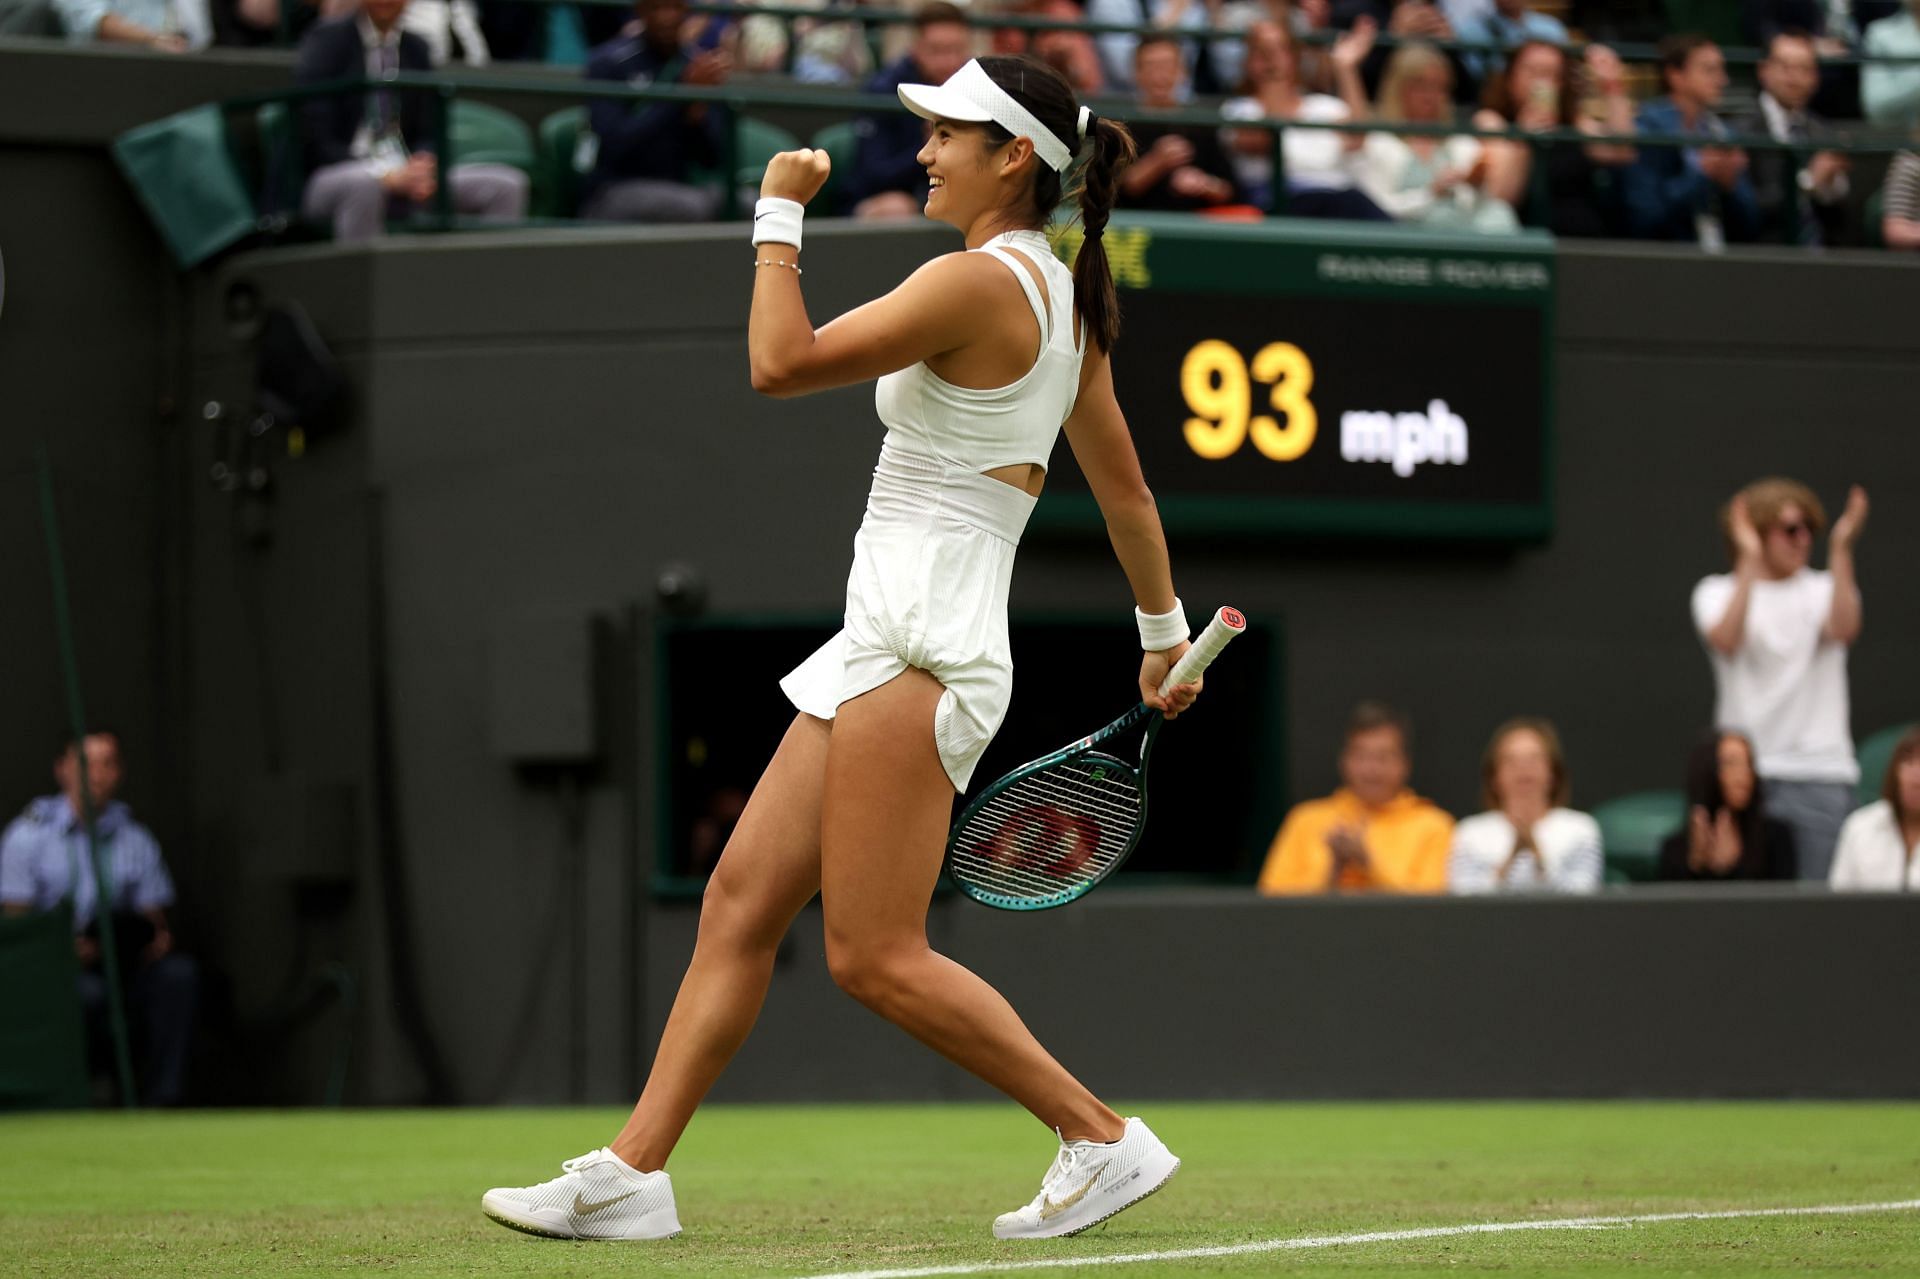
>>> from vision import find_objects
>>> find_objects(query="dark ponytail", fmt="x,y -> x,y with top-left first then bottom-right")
1069,114 -> 1136,355
974,56 -> 1137,354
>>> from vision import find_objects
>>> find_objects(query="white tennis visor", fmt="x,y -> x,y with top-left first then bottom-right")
897,59 -> 1075,173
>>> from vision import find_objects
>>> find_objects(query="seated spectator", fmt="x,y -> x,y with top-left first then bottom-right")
1257,701 -> 1454,894
1743,0 -> 1900,118
1622,34 -> 1760,247
1733,31 -> 1851,246
1120,34 -> 1243,211
1220,17 -> 1391,217
295,0 -> 530,240
1474,39 -> 1634,237
1353,40 -> 1519,231
581,0 -> 730,222
993,0 -> 1103,96
54,0 -> 208,49
1449,718 -> 1602,893
1087,0 -> 1217,95
1831,726 -> 1920,890
1693,478 -> 1869,879
740,0 -> 872,86
1863,0 -> 1920,127
1882,147 -> 1920,248
402,0 -> 491,65
845,3 -> 973,220
1658,730 -> 1798,881
0,732 -> 198,1105
1453,0 -> 1567,83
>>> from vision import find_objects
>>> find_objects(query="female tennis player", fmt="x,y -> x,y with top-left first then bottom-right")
483,54 -> 1204,1243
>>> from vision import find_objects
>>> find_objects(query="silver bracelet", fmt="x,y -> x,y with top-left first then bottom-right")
754,259 -> 803,274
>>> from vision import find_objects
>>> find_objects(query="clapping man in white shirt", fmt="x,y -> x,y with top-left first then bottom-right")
1693,477 -> 1869,880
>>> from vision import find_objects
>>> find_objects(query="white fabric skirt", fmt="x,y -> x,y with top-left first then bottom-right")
781,443 -> 1036,791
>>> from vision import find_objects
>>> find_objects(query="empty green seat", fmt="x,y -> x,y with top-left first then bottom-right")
735,117 -> 801,192
448,99 -> 536,175
810,120 -> 859,214
1592,790 -> 1687,883
536,106 -> 592,218
1856,722 -> 1916,808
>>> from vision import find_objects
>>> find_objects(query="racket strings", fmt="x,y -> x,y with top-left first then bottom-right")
948,757 -> 1145,905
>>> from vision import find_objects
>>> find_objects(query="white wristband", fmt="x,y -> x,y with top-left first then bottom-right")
1135,598 -> 1189,651
751,197 -> 804,250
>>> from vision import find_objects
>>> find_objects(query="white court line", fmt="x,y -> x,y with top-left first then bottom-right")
797,1198 -> 1920,1279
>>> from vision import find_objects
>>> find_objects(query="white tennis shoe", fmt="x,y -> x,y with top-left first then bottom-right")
993,1116 -> 1180,1240
481,1147 -> 682,1240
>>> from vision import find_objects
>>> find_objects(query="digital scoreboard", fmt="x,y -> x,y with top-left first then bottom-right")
1036,214 -> 1555,541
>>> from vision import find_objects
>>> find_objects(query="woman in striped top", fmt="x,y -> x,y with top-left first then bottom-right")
1881,148 -> 1920,249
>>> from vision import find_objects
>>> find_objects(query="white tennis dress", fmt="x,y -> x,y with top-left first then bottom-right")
780,228 -> 1086,790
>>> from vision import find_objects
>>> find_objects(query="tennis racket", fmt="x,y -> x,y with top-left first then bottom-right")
943,606 -> 1247,911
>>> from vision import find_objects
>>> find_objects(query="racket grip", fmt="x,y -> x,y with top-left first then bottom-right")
1157,606 -> 1247,697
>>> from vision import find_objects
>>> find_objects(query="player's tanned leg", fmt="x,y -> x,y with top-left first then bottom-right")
819,668 -> 1125,1143
609,714 -> 830,1171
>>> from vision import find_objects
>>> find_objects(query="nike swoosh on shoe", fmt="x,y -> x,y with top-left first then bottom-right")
572,1189 -> 639,1215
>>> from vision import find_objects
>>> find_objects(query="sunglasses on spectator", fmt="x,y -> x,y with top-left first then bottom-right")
1772,521 -> 1813,539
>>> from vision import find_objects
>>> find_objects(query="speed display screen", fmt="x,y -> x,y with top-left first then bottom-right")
1034,215 -> 1555,541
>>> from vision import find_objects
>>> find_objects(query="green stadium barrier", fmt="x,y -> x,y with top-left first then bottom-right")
0,906 -> 89,1111
1856,722 -> 1917,808
1593,790 -> 1688,883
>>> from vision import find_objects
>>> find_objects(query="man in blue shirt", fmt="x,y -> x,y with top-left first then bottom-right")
1623,33 -> 1760,246
843,2 -> 973,220
1,731 -> 198,1105
582,0 -> 732,222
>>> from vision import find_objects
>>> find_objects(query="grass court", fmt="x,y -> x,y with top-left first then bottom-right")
10,1101 -> 1920,1277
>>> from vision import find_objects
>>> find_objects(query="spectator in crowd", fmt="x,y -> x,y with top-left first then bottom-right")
1693,478 -> 1869,879
1257,701 -> 1454,894
1220,17 -> 1391,216
294,0 -> 529,240
843,3 -> 972,220
1659,730 -> 1799,881
55,0 -> 208,49
1474,39 -> 1635,237
1087,0 -> 1219,95
1353,40 -> 1520,231
1334,0 -> 1481,105
739,0 -> 873,85
1449,718 -> 1603,893
1864,0 -> 1920,126
1882,146 -> 1920,247
1734,31 -> 1851,246
0,732 -> 199,1106
1831,726 -> 1920,890
1623,34 -> 1760,246
1453,0 -> 1566,83
1120,34 -> 1244,210
402,0 -> 491,65
582,0 -> 731,222
993,0 -> 1104,95
1744,1 -> 1900,118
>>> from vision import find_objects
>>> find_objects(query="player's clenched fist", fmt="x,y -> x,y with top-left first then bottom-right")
761,148 -> 832,205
